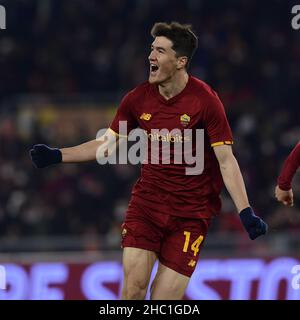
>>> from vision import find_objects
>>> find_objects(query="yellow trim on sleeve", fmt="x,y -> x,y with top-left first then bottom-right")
108,128 -> 128,138
211,141 -> 233,147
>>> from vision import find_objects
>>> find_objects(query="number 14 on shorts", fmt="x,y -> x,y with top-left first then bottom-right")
182,231 -> 204,256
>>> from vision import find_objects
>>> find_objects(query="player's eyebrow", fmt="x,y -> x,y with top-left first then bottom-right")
151,45 -> 167,52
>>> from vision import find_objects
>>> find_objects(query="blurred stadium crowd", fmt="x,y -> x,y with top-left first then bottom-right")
0,0 -> 299,249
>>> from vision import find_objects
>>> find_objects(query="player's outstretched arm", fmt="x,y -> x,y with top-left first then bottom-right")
275,141 -> 300,206
213,145 -> 268,240
30,129 -> 120,168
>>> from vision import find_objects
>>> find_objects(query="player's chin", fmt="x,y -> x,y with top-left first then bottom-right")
148,75 -> 159,84
148,74 -> 163,84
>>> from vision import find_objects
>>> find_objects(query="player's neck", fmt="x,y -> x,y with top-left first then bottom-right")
158,72 -> 189,100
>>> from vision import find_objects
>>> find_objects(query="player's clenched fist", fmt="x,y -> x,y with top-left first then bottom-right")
239,207 -> 268,240
30,144 -> 62,168
275,185 -> 294,207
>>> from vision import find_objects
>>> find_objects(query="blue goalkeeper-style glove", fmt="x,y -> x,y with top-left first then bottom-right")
239,207 -> 268,240
30,144 -> 62,168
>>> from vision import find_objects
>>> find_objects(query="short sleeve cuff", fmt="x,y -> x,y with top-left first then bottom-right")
108,128 -> 128,138
211,140 -> 233,147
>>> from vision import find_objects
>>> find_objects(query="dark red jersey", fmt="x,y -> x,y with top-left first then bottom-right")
110,76 -> 233,218
278,142 -> 300,190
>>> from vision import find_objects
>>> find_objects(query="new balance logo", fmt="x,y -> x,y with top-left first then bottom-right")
140,113 -> 152,121
188,260 -> 196,267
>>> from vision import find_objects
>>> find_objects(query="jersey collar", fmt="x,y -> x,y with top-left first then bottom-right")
151,75 -> 192,105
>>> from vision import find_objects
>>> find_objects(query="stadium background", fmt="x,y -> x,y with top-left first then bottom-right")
0,0 -> 299,299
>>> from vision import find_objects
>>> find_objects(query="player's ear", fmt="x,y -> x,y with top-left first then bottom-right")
177,56 -> 188,70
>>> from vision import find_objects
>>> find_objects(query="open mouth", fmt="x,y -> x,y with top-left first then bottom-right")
150,64 -> 159,74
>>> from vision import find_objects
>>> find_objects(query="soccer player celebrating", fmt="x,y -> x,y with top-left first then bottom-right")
275,142 -> 300,207
30,22 -> 267,300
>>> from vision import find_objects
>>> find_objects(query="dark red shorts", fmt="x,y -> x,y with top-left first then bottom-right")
121,201 -> 211,277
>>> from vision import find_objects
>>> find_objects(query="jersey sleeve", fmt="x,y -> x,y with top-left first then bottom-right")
109,92 -> 138,137
277,142 -> 300,190
204,91 -> 233,147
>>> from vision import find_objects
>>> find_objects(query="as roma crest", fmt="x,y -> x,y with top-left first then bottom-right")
180,114 -> 190,127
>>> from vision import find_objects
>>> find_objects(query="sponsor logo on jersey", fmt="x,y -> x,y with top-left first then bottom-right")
144,130 -> 191,143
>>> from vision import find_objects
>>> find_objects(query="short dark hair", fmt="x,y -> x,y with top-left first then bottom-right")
151,22 -> 198,69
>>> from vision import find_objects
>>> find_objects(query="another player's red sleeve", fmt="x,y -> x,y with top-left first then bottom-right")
204,91 -> 233,147
109,92 -> 138,137
277,142 -> 300,190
